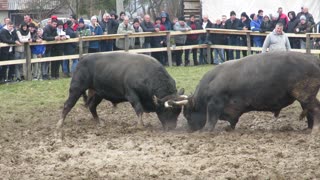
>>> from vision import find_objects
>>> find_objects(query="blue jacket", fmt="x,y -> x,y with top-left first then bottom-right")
32,45 -> 46,55
89,24 -> 103,49
250,20 -> 262,41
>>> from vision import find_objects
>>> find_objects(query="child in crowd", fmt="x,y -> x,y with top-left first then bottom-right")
31,28 -> 46,80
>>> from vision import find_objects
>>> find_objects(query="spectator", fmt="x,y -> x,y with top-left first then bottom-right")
287,11 -> 300,49
50,20 -> 66,79
0,21 -> 21,83
67,14 -> 79,31
173,16 -> 191,66
294,15 -> 312,49
238,12 -> 251,57
212,18 -> 226,64
221,15 -> 229,60
42,19 -> 59,80
24,15 -> 39,27
199,14 -> 213,64
257,10 -> 264,24
119,12 -> 126,23
260,15 -> 272,33
99,13 -> 118,51
297,7 -> 315,25
151,17 -> 166,65
115,16 -> 134,50
250,13 -> 263,47
225,11 -> 241,60
277,7 -> 289,31
171,17 -> 178,30
141,14 -> 160,55
262,23 -> 291,53
15,22 -> 31,81
30,27 -> 45,80
88,16 -> 103,53
160,11 -> 172,31
270,13 -> 279,30
63,20 -> 78,77
185,14 -> 201,66
76,17 -> 91,53
132,18 -> 144,49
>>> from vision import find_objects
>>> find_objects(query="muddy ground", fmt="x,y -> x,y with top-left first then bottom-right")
1,100 -> 320,180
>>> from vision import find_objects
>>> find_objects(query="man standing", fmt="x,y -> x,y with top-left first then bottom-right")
42,19 -> 60,80
99,13 -> 118,51
262,23 -> 291,53
173,16 -> 191,66
0,21 -> 21,83
294,15 -> 312,49
141,14 -> 159,55
185,14 -> 201,66
198,14 -> 213,64
225,11 -> 241,60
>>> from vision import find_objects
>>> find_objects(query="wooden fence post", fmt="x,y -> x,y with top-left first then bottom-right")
306,34 -> 311,54
166,31 -> 172,67
246,32 -> 252,55
25,43 -> 32,81
206,30 -> 211,62
124,34 -> 129,52
79,36 -> 83,58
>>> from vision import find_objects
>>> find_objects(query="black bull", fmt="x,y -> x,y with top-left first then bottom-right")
56,52 -> 185,135
169,52 -> 320,134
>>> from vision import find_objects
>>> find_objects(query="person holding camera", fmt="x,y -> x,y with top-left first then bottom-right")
88,16 -> 103,53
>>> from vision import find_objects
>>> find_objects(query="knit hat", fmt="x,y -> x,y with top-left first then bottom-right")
79,17 -> 84,24
250,13 -> 255,20
70,14 -> 77,20
133,18 -> 140,24
300,15 -> 306,20
230,11 -> 236,16
178,16 -> 185,21
91,16 -> 97,21
51,15 -> 58,21
241,12 -> 248,18
160,12 -> 167,18
66,20 -> 72,27
57,20 -> 64,26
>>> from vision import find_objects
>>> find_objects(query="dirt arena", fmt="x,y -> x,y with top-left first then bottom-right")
1,99 -> 320,179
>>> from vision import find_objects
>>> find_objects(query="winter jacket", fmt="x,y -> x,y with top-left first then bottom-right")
287,11 -> 300,33
43,24 -> 58,52
186,20 -> 201,41
0,27 -> 18,56
89,24 -> 103,50
65,26 -> 77,54
262,30 -> 291,53
115,22 -> 134,49
173,22 -> 191,44
140,21 -> 157,43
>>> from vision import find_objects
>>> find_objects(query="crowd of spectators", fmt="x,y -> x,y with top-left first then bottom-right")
0,6 -> 319,84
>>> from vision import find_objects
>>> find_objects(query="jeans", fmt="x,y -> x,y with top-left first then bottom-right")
227,36 -> 240,60
214,49 -> 225,64
32,54 -> 42,79
15,51 -> 25,79
184,39 -> 198,65
63,59 -> 79,73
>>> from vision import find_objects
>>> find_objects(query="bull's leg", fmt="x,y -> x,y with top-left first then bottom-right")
126,91 -> 145,128
203,101 -> 223,131
229,117 -> 239,129
56,89 -> 84,139
88,94 -> 104,126
301,104 -> 314,129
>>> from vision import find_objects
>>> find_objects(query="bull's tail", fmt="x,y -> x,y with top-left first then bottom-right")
82,89 -> 96,108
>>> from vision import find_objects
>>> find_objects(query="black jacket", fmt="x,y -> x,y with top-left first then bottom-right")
43,24 -> 58,52
199,19 -> 213,41
211,23 -> 227,45
65,26 -> 77,54
141,21 -> 157,43
287,11 -> 300,33
0,27 -> 18,57
99,19 -> 119,35
260,20 -> 272,32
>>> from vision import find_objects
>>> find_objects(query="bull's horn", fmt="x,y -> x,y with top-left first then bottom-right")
164,101 -> 173,108
153,95 -> 159,105
173,100 -> 189,106
179,95 -> 189,99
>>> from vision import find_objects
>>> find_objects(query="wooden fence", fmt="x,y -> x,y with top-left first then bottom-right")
0,29 -> 320,81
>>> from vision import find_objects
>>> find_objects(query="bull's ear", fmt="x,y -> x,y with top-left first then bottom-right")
178,88 -> 185,95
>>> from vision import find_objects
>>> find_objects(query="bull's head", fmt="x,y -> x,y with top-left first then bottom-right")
152,88 -> 185,130
163,94 -> 206,131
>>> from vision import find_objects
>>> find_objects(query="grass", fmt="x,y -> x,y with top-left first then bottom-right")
0,65 -> 213,114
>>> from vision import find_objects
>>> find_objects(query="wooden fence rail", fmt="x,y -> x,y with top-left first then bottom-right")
0,29 -> 319,80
